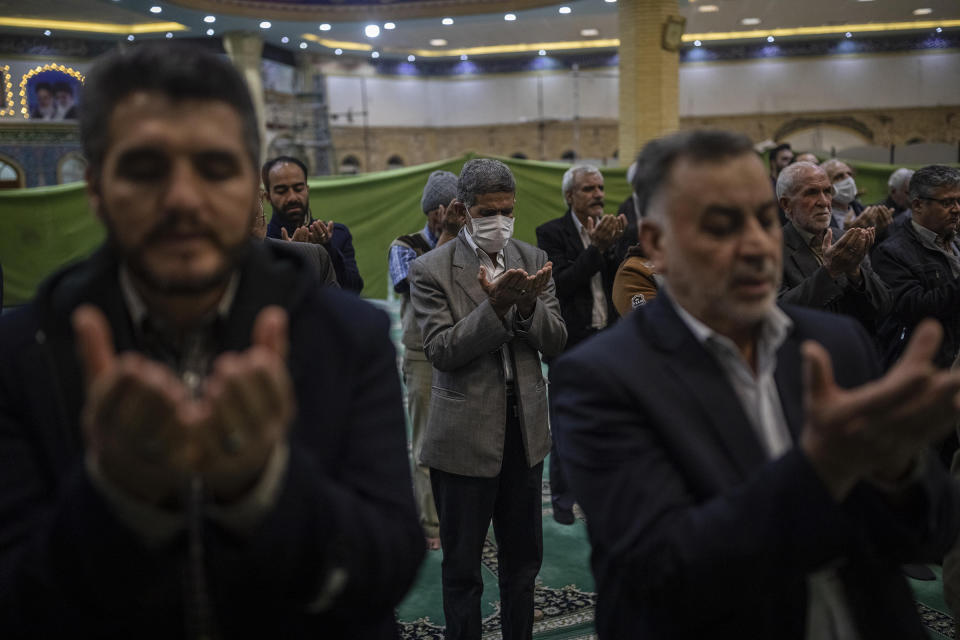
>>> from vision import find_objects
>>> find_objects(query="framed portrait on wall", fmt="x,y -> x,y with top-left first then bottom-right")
20,65 -> 84,121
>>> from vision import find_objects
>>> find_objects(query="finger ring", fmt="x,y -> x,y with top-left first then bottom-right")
221,429 -> 247,455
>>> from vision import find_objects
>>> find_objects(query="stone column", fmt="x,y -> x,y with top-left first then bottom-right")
222,32 -> 266,165
617,0 -> 680,167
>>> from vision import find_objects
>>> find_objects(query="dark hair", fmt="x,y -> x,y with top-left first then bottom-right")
80,43 -> 260,177
909,165 -> 960,201
261,156 -> 309,190
34,82 -> 53,95
53,81 -> 72,96
768,143 -> 792,166
632,130 -> 755,219
458,158 -> 516,208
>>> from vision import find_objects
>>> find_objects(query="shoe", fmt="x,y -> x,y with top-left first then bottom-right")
902,564 -> 936,581
552,507 -> 575,525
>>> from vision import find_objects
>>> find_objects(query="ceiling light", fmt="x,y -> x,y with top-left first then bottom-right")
538,49 -> 546,56
581,28 -> 599,37
766,35 -> 775,42
372,51 -> 380,58
430,38 -> 447,46
260,21 -> 271,29
505,13 -> 517,21
281,36 -> 289,43
460,54 -> 468,60
559,6 -> 572,14
442,18 -> 454,25
698,5 -> 719,13
694,39 -> 702,46
845,31 -> 852,38
407,54 -> 415,62
299,42 -> 307,49
149,6 -> 161,14
319,23 -> 331,31
856,0 -> 874,2
605,0 -> 617,3
384,22 -> 396,30
741,18 -> 761,25
165,32 -> 172,38
43,29 -> 51,36
206,28 -> 214,36
913,8 -> 933,15
203,15 -> 215,23
936,26 -> 943,32
127,34 -> 134,41
335,48 -> 343,55
365,24 -> 380,38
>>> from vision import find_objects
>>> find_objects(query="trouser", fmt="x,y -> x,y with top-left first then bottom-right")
402,353 -> 440,538
430,393 -> 544,640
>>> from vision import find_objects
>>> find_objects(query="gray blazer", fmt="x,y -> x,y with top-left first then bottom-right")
409,231 -> 567,478
264,237 -> 339,288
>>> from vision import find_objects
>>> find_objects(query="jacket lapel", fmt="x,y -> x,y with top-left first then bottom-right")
646,298 -> 770,477
453,233 -> 488,308
784,222 -> 822,276
774,324 -> 805,443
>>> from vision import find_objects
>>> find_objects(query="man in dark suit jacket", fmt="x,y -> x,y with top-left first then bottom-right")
251,192 -> 338,288
551,130 -> 960,639
0,44 -> 423,638
776,161 -> 891,337
535,164 -> 625,524
263,156 -> 364,293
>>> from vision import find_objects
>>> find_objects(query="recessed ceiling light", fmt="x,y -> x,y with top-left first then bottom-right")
203,15 -> 215,23
581,28 -> 599,37
384,22 -> 396,30
845,31 -> 852,38
260,21 -> 271,29
149,6 -> 161,14
127,34 -> 135,41
430,38 -> 447,46
165,32 -> 172,38
281,36 -> 289,43
206,28 -> 214,36
372,51 -> 380,59
605,0 -> 617,3
319,23 -> 331,31
698,5 -> 719,13
335,48 -> 343,55
767,35 -> 775,42
365,24 -> 381,38
460,54 -> 468,60
936,26 -> 943,32
538,49 -> 546,56
913,8 -> 933,15
856,0 -> 874,2
299,42 -> 307,49
43,29 -> 51,36
442,17 -> 454,25
504,13 -> 517,21
741,18 -> 761,25
407,54 -> 415,62
694,40 -> 702,46
559,6 -> 572,14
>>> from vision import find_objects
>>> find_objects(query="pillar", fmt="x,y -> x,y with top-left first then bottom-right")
222,32 -> 266,165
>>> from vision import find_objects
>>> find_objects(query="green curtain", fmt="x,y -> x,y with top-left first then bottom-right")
0,151 -> 936,308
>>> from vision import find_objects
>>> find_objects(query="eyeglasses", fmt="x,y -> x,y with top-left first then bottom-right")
919,196 -> 960,209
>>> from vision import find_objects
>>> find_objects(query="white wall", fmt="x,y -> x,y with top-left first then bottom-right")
325,50 -> 960,127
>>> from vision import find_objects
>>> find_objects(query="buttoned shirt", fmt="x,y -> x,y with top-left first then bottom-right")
912,220 -> 960,278
570,211 -> 608,330
388,223 -> 438,292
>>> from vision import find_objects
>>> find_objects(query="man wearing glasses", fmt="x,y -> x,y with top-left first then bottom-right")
873,165 -> 960,369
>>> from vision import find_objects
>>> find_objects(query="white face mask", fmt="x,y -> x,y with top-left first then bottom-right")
469,215 -> 514,253
832,176 -> 857,206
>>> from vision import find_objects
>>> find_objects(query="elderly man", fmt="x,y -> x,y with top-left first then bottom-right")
551,129 -> 960,639
263,156 -> 364,293
881,168 -> 915,217
388,169 -> 459,550
873,165 -> 960,369
535,164 -> 624,524
821,158 -> 893,234
0,44 -> 423,637
410,158 -> 566,640
777,161 -> 891,337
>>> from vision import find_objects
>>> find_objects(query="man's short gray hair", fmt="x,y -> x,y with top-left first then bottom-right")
888,167 -> 914,190
776,162 -> 821,200
458,158 -> 516,208
561,164 -> 602,203
909,165 -> 960,201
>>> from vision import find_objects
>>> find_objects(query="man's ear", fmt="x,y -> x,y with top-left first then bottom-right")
85,166 -> 105,222
778,197 -> 791,221
640,219 -> 666,273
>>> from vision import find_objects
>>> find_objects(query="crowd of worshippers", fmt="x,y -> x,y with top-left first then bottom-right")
3,41 -> 960,640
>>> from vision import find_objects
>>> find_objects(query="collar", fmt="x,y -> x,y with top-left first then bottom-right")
461,225 -> 507,269
665,287 -> 792,356
422,222 -> 438,248
569,209 -> 592,237
911,219 -> 957,251
793,223 -> 823,248
119,265 -> 239,331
